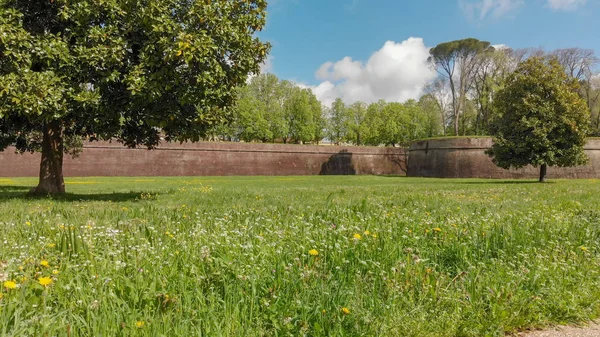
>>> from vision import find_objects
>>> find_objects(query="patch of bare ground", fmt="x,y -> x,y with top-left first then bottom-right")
516,322 -> 600,337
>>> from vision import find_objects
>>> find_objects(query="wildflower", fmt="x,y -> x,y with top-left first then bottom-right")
580,246 -> 589,252
433,228 -> 442,233
25,221 -> 31,226
136,321 -> 145,328
47,243 -> 56,248
321,309 -> 326,314
3,280 -> 17,290
52,270 -> 60,275
341,307 -> 350,315
372,234 -> 377,238
353,234 -> 362,240
40,260 -> 49,267
364,230 -> 370,236
38,277 -> 53,287
308,249 -> 319,256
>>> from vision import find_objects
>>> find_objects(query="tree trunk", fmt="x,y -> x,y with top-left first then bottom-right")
539,164 -> 547,183
30,120 -> 65,195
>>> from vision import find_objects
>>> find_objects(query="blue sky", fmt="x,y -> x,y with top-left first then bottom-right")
257,0 -> 599,105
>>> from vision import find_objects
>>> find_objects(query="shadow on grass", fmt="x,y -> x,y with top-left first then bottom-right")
0,185 -> 153,202
455,180 -> 553,185
375,176 -> 548,184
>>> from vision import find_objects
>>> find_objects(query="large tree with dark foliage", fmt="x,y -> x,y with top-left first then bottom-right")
0,0 -> 269,194
487,57 -> 590,182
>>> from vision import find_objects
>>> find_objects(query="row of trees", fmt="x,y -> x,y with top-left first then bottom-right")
428,40 -> 600,136
207,74 -> 441,146
209,40 -> 599,147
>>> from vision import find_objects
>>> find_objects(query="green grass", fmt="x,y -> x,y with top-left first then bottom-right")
1,176 -> 600,336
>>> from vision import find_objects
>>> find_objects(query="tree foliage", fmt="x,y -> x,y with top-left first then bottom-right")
0,0 -> 269,193
487,57 -> 590,182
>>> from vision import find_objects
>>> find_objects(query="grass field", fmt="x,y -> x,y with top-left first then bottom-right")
1,176 -> 600,336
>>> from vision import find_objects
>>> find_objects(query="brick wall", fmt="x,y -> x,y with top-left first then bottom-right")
408,137 -> 600,179
0,141 -> 407,177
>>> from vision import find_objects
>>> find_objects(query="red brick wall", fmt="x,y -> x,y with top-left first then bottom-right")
408,137 -> 600,179
0,141 -> 407,177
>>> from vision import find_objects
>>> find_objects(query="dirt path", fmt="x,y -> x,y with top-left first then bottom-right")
518,323 -> 600,337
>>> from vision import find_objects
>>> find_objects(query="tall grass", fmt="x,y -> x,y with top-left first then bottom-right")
1,177 -> 600,336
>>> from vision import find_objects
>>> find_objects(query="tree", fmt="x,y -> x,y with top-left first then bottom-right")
309,96 -> 326,144
252,74 -> 289,142
487,57 -> 590,182
429,38 -> 493,136
418,94 -> 443,138
471,48 -> 517,134
327,98 -> 350,145
422,78 -> 451,135
551,48 -> 598,81
345,101 -> 368,145
232,85 -> 272,142
284,88 -> 320,144
0,0 -> 269,194
551,48 -> 600,134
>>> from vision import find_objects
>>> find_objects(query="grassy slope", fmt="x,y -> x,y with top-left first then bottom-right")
1,176 -> 600,336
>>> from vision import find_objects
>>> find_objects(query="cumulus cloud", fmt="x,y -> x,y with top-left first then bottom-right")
546,0 -> 587,10
305,38 -> 436,107
459,0 -> 523,20
260,55 -> 275,73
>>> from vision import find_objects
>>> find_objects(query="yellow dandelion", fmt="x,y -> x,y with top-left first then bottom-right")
3,280 -> 17,290
38,277 -> 53,287
580,246 -> 589,252
372,234 -> 377,238
40,260 -> 49,267
433,228 -> 442,233
341,307 -> 350,315
136,321 -> 145,328
52,269 -> 60,275
353,233 -> 362,240
25,221 -> 31,226
308,249 -> 319,256
364,230 -> 370,236
47,243 -> 56,248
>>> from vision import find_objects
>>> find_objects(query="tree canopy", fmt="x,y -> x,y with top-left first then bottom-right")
487,57 -> 590,182
0,0 -> 269,194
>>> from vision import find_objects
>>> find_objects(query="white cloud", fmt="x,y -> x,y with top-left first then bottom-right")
305,38 -> 436,107
260,55 -> 274,73
546,0 -> 587,10
459,0 -> 523,20
492,44 -> 509,50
